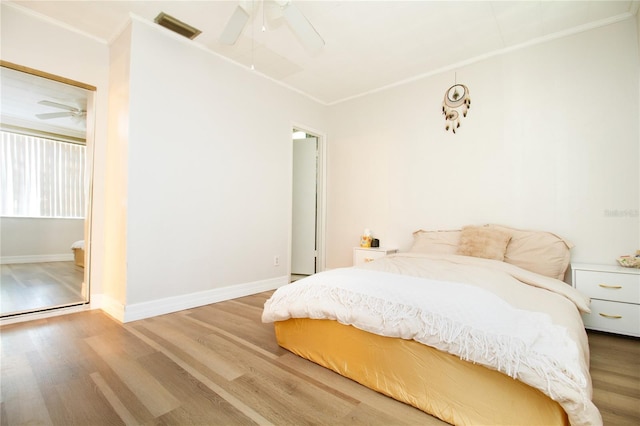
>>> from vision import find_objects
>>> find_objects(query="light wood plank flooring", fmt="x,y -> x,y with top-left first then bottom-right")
1,291 -> 638,425
0,262 -> 84,317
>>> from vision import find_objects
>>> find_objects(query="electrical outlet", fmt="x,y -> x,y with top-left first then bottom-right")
274,256 -> 280,266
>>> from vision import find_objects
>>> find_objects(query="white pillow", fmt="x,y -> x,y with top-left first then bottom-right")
487,224 -> 573,280
410,229 -> 461,255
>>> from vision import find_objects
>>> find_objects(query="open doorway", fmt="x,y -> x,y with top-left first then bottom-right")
0,62 -> 95,318
291,126 -> 325,282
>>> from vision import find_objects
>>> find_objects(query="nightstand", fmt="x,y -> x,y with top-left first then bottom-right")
572,263 -> 640,337
353,247 -> 398,267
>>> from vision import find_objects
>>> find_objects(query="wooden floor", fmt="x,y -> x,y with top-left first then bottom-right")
1,291 -> 638,425
0,262 -> 84,317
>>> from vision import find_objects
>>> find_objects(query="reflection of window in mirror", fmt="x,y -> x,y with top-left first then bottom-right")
0,61 -> 96,318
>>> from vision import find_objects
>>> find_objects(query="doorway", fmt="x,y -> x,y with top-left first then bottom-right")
291,127 -> 325,281
0,61 -> 95,318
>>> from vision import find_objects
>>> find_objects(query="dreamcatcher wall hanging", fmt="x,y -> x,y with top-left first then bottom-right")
442,78 -> 471,133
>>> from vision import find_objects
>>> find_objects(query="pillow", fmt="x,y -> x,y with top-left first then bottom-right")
410,229 -> 461,255
456,225 -> 512,261
486,224 -> 573,280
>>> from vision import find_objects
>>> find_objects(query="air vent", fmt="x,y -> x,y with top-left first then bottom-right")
154,12 -> 202,40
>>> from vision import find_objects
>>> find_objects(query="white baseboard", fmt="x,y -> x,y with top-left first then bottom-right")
1,276 -> 288,325
96,275 -> 289,323
1,253 -> 74,264
0,303 -> 91,326
92,293 -> 125,323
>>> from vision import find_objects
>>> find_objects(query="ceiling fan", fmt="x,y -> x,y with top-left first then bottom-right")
219,0 -> 324,54
36,100 -> 86,121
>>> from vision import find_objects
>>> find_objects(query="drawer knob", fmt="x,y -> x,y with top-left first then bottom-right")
598,313 -> 623,319
364,258 -> 374,263
598,284 -> 622,289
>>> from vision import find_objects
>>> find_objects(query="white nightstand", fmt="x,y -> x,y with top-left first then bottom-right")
353,247 -> 398,267
572,263 -> 640,337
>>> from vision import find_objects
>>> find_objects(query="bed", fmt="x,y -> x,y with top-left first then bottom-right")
262,224 -> 602,425
71,240 -> 84,268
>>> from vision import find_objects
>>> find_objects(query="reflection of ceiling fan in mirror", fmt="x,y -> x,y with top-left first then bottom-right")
36,100 -> 86,123
219,0 -> 324,53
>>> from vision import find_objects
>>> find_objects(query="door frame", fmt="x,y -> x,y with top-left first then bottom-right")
0,60 -> 95,318
290,122 -> 327,275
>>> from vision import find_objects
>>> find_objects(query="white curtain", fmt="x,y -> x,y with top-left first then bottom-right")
0,131 -> 86,218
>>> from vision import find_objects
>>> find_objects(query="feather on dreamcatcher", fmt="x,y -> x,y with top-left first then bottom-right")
442,83 -> 471,133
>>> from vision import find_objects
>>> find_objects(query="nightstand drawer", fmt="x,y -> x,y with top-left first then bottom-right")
353,247 -> 397,267
575,270 -> 640,304
581,299 -> 640,337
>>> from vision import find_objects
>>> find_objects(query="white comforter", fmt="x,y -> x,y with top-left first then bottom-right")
262,253 -> 602,426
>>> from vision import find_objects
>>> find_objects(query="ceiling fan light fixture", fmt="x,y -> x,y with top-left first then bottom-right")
154,12 -> 202,40
220,0 -> 324,53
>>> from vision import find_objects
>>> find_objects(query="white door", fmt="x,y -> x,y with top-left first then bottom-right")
292,137 -> 317,275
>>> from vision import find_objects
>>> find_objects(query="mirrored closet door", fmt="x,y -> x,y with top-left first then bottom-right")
0,62 -> 95,318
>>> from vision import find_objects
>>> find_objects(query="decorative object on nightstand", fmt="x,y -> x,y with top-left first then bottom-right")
360,228 -> 373,248
572,263 -> 640,337
616,250 -> 640,268
353,247 -> 398,267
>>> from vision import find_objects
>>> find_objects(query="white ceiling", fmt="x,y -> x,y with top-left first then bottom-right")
6,0 -> 640,106
0,65 -> 89,140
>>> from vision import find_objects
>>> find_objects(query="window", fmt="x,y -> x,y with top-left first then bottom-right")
0,131 -> 86,218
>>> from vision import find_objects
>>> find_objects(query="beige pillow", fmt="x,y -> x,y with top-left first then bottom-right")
456,225 -> 512,261
410,229 -> 461,255
486,224 -> 573,280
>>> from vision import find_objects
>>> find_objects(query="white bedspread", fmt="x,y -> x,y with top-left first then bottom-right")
262,253 -> 602,426
71,240 -> 84,250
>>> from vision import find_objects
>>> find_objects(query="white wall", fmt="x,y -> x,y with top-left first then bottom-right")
1,6 -> 328,320
122,18 -> 328,308
102,25 -> 132,306
0,218 -> 83,261
327,17 -> 640,268
3,3 -> 637,321
0,3 -> 109,294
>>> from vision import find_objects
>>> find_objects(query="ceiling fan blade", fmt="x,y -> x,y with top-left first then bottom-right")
38,100 -> 78,112
281,2 -> 324,53
219,5 -> 250,45
264,1 -> 285,30
36,112 -> 74,120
